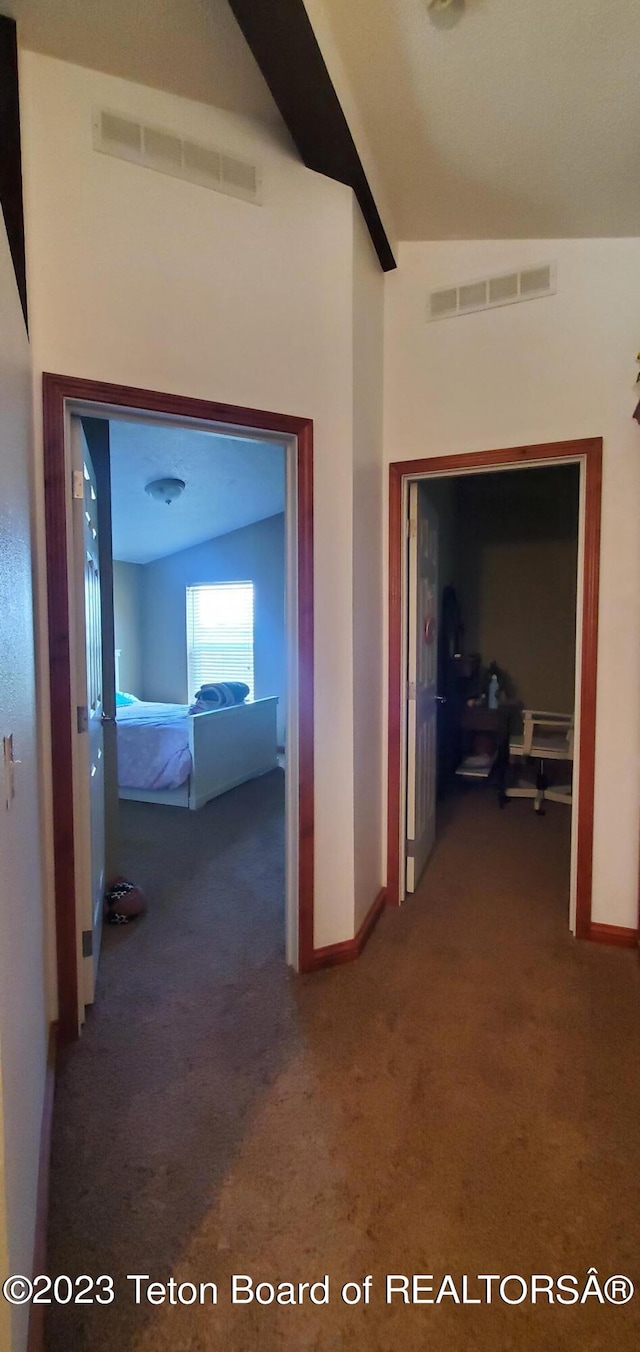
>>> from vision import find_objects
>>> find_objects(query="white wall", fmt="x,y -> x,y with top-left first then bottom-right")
385,239 -> 640,929
112,560 -> 143,696
20,52 -> 364,948
0,216 -> 48,1352
141,513 -> 286,742
352,209 -> 385,929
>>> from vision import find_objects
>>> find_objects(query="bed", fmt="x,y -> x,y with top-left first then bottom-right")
116,696 -> 279,810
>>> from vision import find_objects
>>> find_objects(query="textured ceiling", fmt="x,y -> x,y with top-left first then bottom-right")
319,0 -> 640,239
108,420 -> 285,565
5,0 -> 280,126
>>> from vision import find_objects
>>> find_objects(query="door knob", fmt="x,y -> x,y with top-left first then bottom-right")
435,695 -> 447,704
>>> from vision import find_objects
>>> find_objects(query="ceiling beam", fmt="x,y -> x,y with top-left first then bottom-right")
227,0 -> 396,273
0,14 -> 28,327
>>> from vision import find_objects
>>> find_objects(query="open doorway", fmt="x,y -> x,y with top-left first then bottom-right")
406,461 -> 580,901
80,412 -> 289,1019
387,439 -> 602,940
43,375 -> 315,1042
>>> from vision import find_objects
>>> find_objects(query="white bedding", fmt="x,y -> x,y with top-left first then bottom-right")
117,701 -> 193,791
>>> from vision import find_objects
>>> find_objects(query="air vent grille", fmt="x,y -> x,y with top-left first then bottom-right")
100,111 -> 142,154
222,154 -> 257,195
93,108 -> 261,205
520,265 -> 551,295
428,263 -> 555,321
144,126 -> 182,168
183,141 -> 221,186
488,272 -> 518,304
458,280 -> 487,310
430,287 -> 457,318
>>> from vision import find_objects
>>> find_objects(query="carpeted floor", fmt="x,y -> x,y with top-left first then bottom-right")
47,780 -> 640,1351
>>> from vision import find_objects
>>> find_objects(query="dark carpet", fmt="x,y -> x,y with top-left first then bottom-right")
46,781 -> 640,1351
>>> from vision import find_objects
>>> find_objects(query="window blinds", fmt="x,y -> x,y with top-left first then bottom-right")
186,582 -> 255,699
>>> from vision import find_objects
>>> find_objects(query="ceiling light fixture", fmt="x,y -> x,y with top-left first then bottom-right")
428,0 -> 465,27
145,476 -> 186,505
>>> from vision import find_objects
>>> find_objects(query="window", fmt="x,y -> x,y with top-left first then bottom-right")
186,582 -> 254,699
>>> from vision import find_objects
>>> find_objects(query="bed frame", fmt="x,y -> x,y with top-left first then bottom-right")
119,696 -> 279,810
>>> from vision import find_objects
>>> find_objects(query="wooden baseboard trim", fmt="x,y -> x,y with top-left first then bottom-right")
308,887 -> 387,971
27,1023 -> 58,1352
586,922 -> 638,949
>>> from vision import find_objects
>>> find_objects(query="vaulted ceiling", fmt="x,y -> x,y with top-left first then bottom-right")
319,0 -> 640,239
3,0 -> 280,126
6,0 -> 640,242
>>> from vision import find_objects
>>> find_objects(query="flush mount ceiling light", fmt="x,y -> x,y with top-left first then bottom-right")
428,0 -> 465,27
145,476 -> 186,505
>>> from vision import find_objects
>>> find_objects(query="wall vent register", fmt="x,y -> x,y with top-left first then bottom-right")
93,108 -> 262,205
428,263 -> 556,321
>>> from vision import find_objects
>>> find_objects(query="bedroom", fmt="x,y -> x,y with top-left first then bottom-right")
81,412 -> 288,1004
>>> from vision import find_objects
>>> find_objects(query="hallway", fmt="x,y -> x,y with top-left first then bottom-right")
47,791 -> 640,1351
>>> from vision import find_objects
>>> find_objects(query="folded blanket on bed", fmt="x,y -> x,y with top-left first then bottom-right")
189,681 -> 250,713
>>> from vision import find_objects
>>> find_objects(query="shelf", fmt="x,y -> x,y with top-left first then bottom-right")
455,751 -> 498,780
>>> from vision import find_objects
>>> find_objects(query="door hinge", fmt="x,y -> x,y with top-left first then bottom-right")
77,705 -> 88,733
72,469 -> 85,500
407,517 -> 417,539
407,680 -> 416,700
82,929 -> 93,958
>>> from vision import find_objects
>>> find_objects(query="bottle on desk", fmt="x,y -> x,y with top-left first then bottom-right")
488,674 -> 500,709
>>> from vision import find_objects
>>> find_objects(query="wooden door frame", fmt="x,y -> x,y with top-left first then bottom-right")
43,373 -> 315,1043
387,437 -> 603,940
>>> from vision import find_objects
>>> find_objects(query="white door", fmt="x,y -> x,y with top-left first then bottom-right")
405,482 -> 439,893
71,418 -> 105,1012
